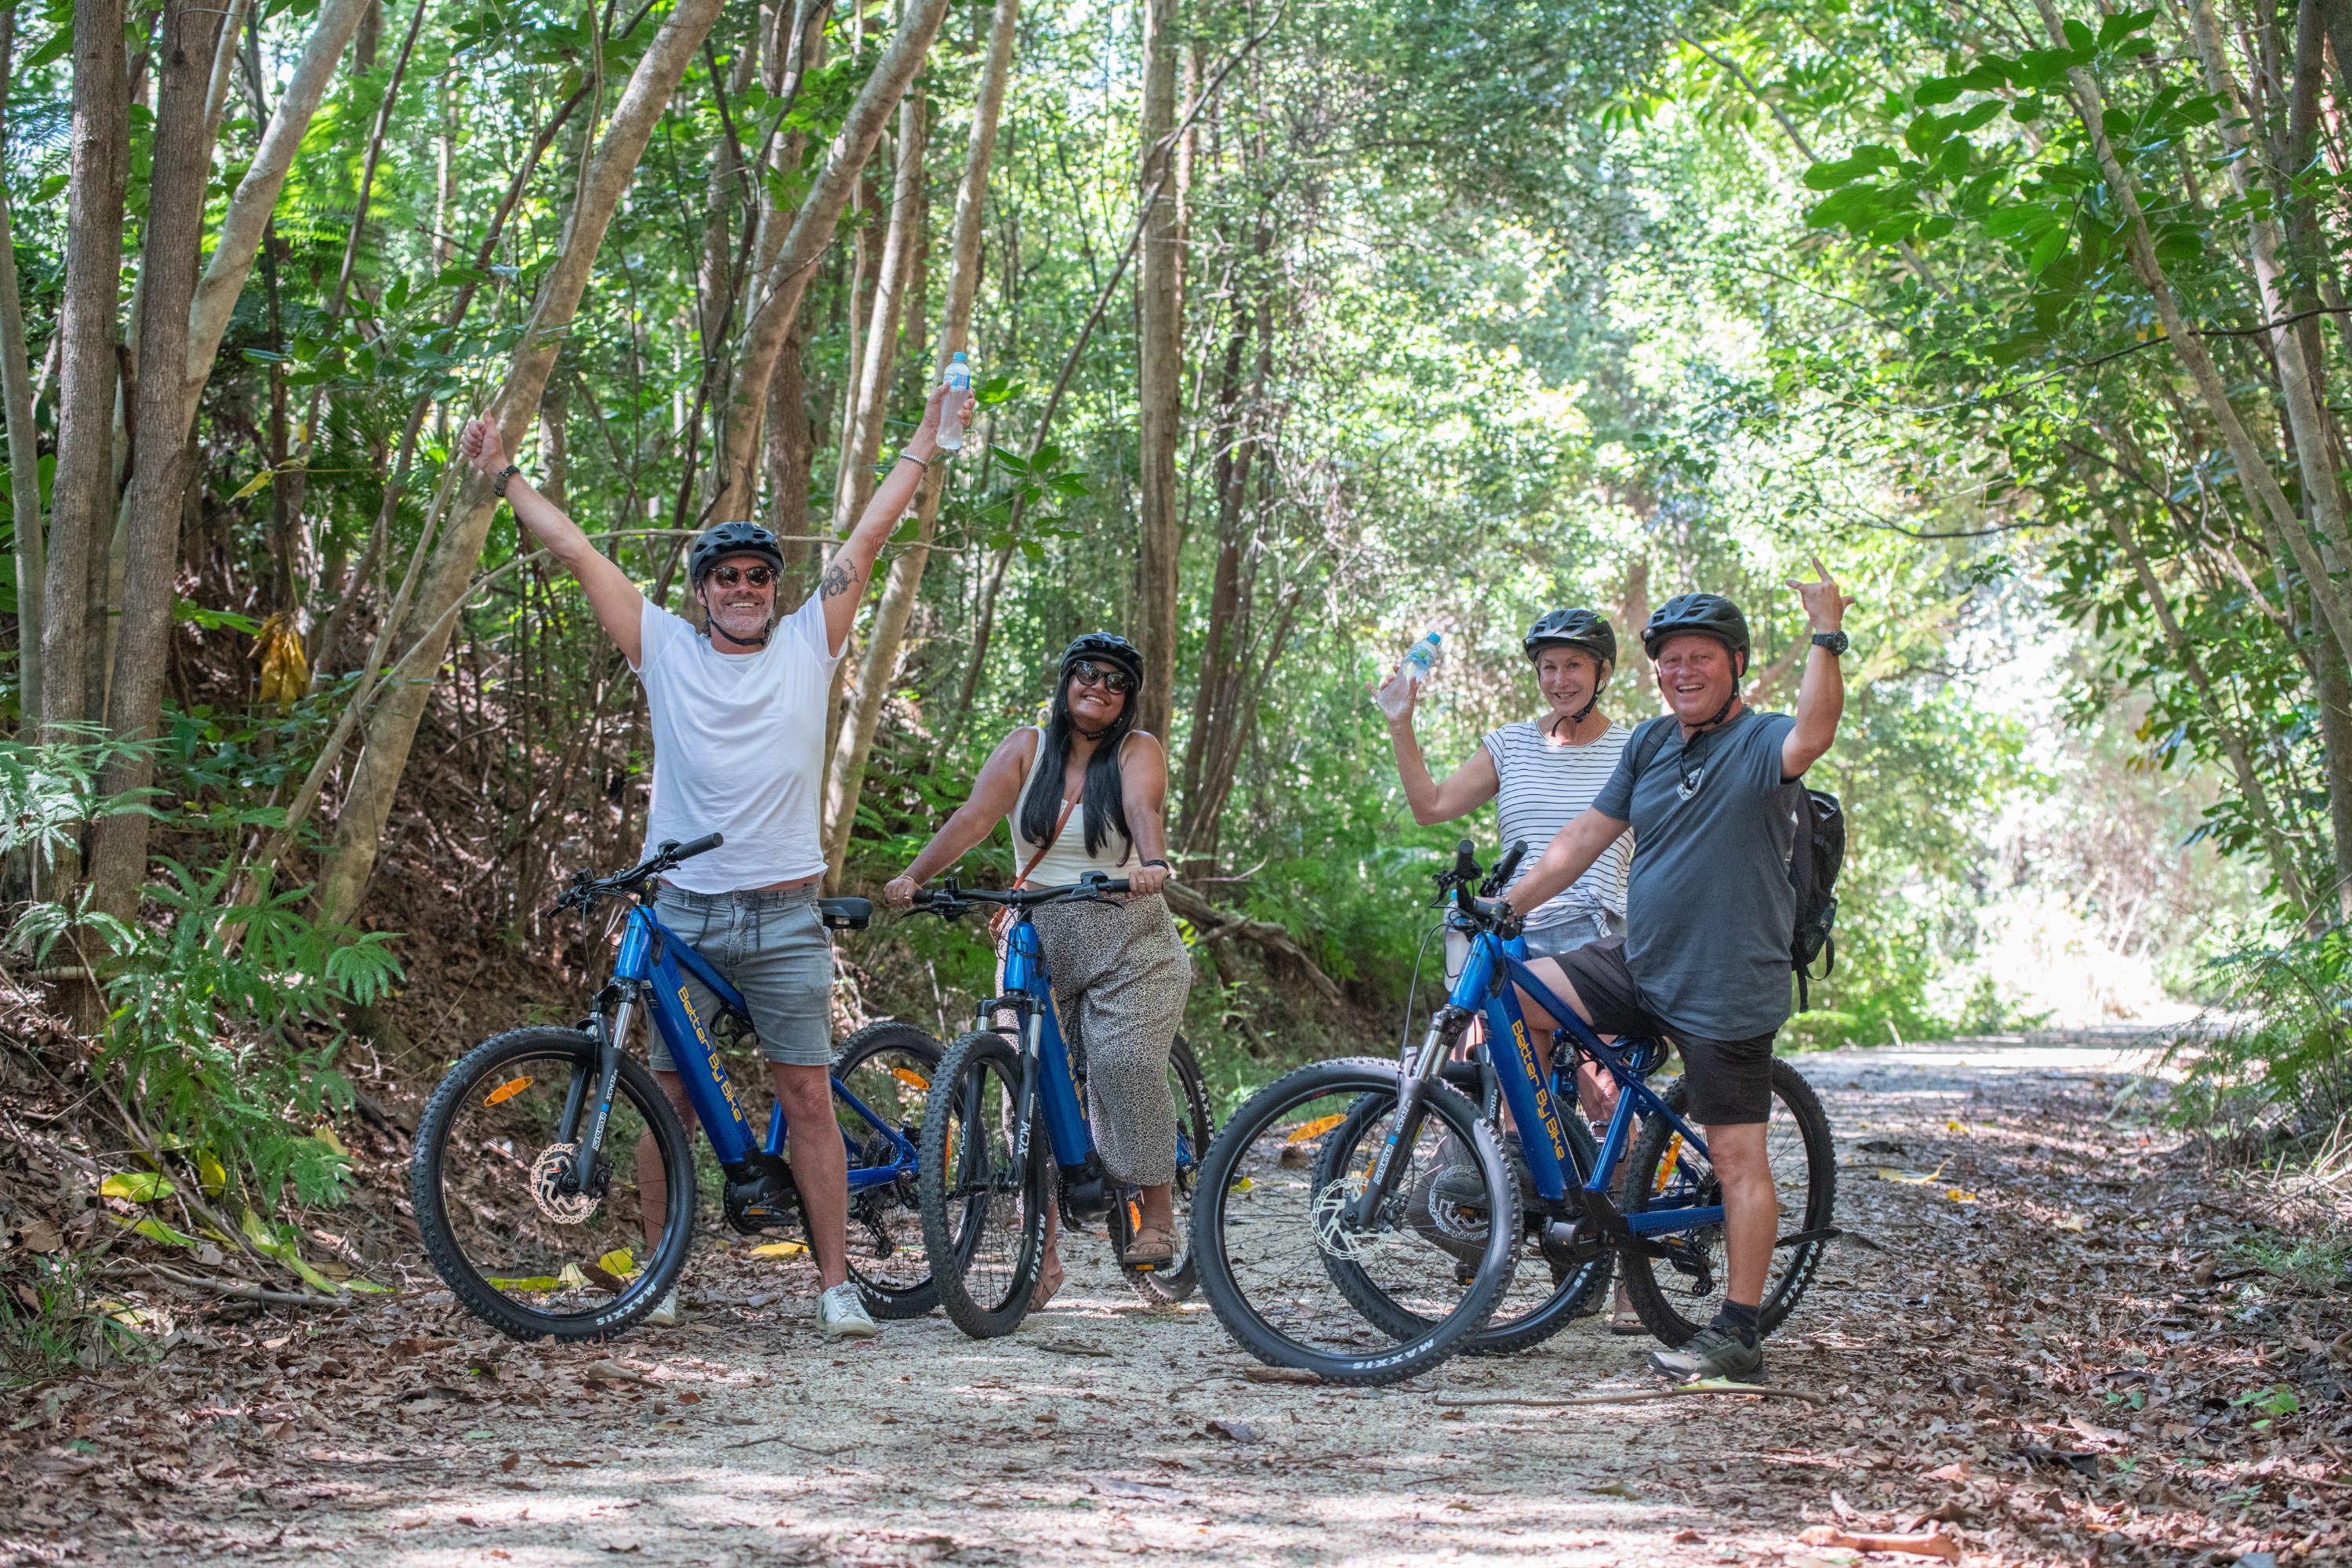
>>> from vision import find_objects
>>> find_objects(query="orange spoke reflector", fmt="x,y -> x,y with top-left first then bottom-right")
1285,1112 -> 1345,1144
891,1067 -> 932,1091
485,1076 -> 535,1107
1654,1134 -> 1684,1195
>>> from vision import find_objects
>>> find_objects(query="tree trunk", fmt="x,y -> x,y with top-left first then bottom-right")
767,319 -> 815,585
2034,0 -> 2352,664
178,0 -> 370,437
41,0 -> 130,771
1132,0 -> 1182,742
85,0 -> 227,921
317,0 -> 736,924
820,0 -> 1018,884
830,94 -> 925,539
2109,506 -> 2314,913
2313,615 -> 2352,918
704,0 -> 954,524
0,2 -> 43,724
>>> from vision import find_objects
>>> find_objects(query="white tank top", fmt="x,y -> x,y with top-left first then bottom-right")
1006,728 -> 1139,888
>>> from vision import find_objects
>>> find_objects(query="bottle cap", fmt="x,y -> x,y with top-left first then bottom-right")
952,350 -> 967,361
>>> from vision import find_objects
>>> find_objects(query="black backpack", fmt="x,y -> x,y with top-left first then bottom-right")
1626,717 -> 1845,1009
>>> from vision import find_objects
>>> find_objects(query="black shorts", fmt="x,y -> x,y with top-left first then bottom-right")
1549,938 -> 1776,1125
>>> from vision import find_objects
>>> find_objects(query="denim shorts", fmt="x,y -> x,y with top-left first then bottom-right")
648,884 -> 834,1070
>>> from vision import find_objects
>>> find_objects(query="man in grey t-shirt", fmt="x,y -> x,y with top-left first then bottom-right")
1502,563 -> 1852,1384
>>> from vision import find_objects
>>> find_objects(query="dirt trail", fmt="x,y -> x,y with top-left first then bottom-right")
6,1039 -> 2347,1566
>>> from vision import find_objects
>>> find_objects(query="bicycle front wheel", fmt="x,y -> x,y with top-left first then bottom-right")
1317,1095 -> 1614,1357
412,1027 -> 695,1341
833,1021 -> 944,1320
1107,1034 -> 1214,1306
1192,1057 -> 1516,1385
918,1029 -> 1048,1338
1619,1057 -> 1837,1345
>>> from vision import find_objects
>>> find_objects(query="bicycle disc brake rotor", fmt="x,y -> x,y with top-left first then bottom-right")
529,1142 -> 602,1224
1309,1172 -> 1393,1262
1402,1165 -> 1489,1265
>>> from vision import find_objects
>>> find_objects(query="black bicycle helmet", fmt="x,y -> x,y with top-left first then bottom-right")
1058,632 -> 1145,694
1524,608 -> 1617,667
1641,592 -> 1751,673
688,521 -> 786,586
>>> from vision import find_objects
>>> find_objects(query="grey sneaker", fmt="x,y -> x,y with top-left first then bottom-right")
1648,1323 -> 1764,1383
642,1285 -> 681,1327
817,1281 -> 879,1339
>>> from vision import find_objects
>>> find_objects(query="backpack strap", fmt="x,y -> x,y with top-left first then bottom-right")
1624,717 -> 1676,784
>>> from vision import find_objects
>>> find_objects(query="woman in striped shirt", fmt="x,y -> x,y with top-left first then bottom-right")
1384,608 -> 1632,953
1382,608 -> 1643,1330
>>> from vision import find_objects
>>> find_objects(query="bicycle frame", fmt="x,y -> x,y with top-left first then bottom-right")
987,914 -> 1094,1178
561,898 -> 916,1192
1409,919 -> 1725,1238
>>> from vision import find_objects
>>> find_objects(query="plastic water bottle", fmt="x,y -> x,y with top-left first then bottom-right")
1376,632 -> 1442,719
938,352 -> 971,452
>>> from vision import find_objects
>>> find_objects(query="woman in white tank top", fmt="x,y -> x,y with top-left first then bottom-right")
886,633 -> 1192,1309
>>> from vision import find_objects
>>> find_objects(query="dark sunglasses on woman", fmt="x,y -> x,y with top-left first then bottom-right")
710,564 -> 776,588
1069,659 -> 1134,694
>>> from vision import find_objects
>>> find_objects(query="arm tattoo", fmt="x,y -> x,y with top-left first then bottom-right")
819,562 -> 856,601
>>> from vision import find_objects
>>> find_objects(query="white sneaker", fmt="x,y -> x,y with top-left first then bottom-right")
643,1285 -> 681,1327
816,1281 -> 878,1339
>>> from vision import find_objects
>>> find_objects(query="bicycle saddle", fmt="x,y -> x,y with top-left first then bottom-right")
819,898 -> 873,931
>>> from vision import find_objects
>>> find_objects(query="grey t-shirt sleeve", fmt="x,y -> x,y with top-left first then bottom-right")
1740,712 -> 1798,793
1591,720 -> 1652,820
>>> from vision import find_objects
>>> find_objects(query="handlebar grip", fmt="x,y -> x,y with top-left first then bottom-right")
1490,837 -> 1529,888
670,833 -> 724,862
1101,878 -> 1131,894
1452,839 -> 1479,880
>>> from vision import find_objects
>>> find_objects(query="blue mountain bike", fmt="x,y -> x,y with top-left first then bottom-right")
1193,839 -> 1836,1384
903,874 -> 1214,1336
412,833 -> 942,1341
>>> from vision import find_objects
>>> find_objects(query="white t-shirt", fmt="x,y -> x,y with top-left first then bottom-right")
632,593 -> 841,892
1482,719 -> 1632,927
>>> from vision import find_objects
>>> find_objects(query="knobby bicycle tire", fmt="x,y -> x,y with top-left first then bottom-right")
917,1029 -> 1049,1339
832,1020 -> 946,1320
412,1027 -> 696,1342
1315,1094 -> 1613,1357
1618,1058 -> 1837,1345
1106,1034 -> 1214,1306
1192,1056 -> 1517,1386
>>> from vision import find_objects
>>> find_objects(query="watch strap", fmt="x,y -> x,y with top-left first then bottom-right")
1810,630 -> 1849,655
493,463 -> 521,498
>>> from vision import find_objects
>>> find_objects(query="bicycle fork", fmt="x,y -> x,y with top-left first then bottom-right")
1344,1006 -> 1465,1230
563,985 -> 637,1196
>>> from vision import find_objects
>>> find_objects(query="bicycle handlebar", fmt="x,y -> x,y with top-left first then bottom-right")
1428,837 -> 1525,938
554,833 -> 725,913
906,873 -> 1132,922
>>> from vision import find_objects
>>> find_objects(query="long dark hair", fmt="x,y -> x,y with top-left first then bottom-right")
1018,676 -> 1136,858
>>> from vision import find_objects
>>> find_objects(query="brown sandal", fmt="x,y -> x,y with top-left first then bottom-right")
1121,1223 -> 1178,1267
1608,1298 -> 1648,1337
1029,1253 -> 1065,1312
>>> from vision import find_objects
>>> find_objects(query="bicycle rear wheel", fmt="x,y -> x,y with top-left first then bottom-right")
1192,1057 -> 1516,1385
412,1027 -> 695,1341
918,1029 -> 1048,1338
1106,1034 -> 1214,1305
833,1021 -> 943,1320
1619,1058 -> 1836,1345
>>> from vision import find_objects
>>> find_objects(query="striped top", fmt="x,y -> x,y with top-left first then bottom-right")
1482,720 -> 1633,928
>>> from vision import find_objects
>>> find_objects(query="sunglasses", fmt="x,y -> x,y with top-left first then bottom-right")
709,564 -> 775,588
1069,659 -> 1134,695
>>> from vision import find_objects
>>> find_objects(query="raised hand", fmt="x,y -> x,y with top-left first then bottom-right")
1786,556 -> 1853,633
458,418 -> 506,477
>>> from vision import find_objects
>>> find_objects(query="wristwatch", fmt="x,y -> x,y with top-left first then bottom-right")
1810,630 -> 1849,656
492,463 -> 521,498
